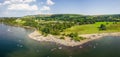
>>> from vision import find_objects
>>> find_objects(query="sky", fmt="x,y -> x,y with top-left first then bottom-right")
0,0 -> 120,17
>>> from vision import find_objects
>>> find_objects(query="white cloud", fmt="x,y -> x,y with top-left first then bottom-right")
0,0 -> 56,16
8,4 -> 38,11
9,0 -> 36,3
22,0 -> 36,3
40,6 -> 50,11
0,0 -> 38,11
46,0 -> 55,6
1,0 -> 36,5
3,1 -> 11,5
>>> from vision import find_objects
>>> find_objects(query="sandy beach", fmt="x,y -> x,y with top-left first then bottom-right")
28,31 -> 120,47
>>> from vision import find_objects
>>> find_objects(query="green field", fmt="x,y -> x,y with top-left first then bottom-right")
63,22 -> 120,34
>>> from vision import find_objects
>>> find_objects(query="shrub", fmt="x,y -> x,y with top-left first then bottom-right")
60,36 -> 65,39
68,33 -> 78,38
99,24 -> 107,30
72,37 -> 80,42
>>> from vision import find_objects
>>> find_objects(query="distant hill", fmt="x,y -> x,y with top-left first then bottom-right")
24,14 -> 120,18
23,14 -> 83,18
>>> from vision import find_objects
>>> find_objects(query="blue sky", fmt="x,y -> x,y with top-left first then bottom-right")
0,0 -> 120,17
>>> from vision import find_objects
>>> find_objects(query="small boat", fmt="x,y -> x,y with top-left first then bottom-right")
17,44 -> 23,48
8,29 -> 10,31
7,29 -> 12,32
58,47 -> 62,49
20,45 -> 23,48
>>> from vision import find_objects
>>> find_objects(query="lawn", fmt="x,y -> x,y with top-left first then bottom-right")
63,22 -> 120,34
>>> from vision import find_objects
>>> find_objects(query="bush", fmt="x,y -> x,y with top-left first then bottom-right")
99,24 -> 107,30
72,37 -> 80,42
68,33 -> 78,38
68,33 -> 85,42
60,36 -> 65,39
79,37 -> 85,40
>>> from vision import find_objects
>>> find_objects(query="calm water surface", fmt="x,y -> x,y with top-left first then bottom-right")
0,24 -> 120,57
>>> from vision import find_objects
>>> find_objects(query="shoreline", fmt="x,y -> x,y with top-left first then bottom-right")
28,31 -> 120,47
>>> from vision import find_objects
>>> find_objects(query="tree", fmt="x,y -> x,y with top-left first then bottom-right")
41,27 -> 50,35
99,24 -> 107,30
68,33 -> 78,38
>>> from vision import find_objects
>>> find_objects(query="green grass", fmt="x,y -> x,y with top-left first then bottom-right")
63,22 -> 120,34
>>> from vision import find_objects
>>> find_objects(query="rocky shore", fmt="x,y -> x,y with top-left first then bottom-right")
28,31 -> 120,47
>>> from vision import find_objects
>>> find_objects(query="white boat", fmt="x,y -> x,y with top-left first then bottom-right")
7,29 -> 12,32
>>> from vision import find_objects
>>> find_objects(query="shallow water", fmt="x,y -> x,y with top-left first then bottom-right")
0,24 -> 120,57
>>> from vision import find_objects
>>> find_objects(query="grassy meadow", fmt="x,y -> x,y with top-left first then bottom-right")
63,22 -> 120,34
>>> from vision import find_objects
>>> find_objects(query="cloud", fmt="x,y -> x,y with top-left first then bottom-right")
3,1 -> 11,5
8,0 -> 36,3
20,0 -> 36,3
8,4 -> 38,11
40,6 -> 50,11
1,0 -> 36,5
46,0 -> 55,6
0,0 -> 55,11
0,0 -> 38,11
40,0 -> 55,11
0,0 -> 56,17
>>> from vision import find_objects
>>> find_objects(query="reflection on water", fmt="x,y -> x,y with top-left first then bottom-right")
0,24 -> 120,57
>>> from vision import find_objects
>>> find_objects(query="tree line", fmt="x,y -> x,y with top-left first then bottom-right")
0,14 -> 120,41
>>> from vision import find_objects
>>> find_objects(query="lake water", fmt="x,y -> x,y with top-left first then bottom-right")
0,24 -> 120,57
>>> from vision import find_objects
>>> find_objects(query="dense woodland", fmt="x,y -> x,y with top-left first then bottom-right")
0,14 -> 120,41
